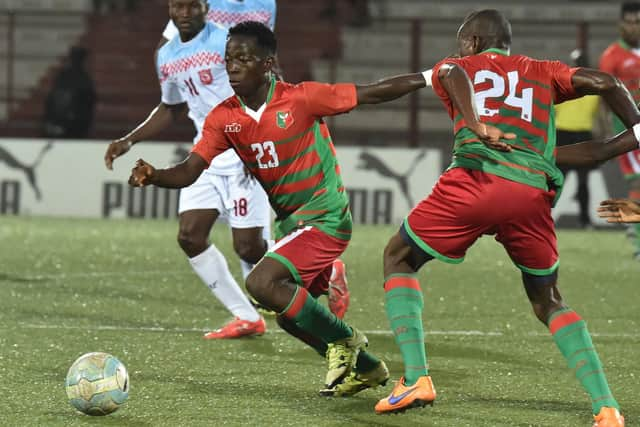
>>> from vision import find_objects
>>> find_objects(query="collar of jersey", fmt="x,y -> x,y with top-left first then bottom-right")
236,75 -> 277,112
480,48 -> 510,56
618,39 -> 634,51
176,23 -> 207,47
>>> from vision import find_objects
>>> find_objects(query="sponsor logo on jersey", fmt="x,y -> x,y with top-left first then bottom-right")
224,123 -> 242,133
198,69 -> 213,85
276,110 -> 293,129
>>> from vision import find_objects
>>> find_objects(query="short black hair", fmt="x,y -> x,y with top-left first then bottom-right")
228,21 -> 277,55
460,9 -> 512,49
622,2 -> 640,18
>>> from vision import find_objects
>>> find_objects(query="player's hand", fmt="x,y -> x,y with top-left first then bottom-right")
128,159 -> 155,187
597,198 -> 640,223
469,122 -> 516,152
105,138 -> 133,170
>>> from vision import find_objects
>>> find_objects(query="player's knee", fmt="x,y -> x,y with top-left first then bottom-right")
177,229 -> 207,257
233,238 -> 265,264
522,271 -> 563,324
245,269 -> 268,304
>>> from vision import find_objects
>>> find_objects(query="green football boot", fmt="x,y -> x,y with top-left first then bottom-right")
320,360 -> 389,397
324,328 -> 368,389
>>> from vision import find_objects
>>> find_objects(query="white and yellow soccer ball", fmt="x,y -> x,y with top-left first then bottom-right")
65,352 -> 129,416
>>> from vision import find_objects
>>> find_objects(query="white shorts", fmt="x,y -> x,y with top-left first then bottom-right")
178,170 -> 271,231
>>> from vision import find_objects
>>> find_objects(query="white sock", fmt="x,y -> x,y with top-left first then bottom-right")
189,245 -> 260,322
240,239 -> 275,280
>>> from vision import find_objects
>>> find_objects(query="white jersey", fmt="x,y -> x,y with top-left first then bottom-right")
162,0 -> 276,41
157,22 -> 240,175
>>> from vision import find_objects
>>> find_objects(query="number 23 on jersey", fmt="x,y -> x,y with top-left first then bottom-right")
251,141 -> 280,169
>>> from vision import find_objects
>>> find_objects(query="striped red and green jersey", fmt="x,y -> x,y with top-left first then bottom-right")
192,78 -> 356,240
599,40 -> 640,133
431,49 -> 579,204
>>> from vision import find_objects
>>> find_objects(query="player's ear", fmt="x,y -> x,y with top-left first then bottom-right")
263,55 -> 274,73
471,36 -> 482,55
201,0 -> 209,14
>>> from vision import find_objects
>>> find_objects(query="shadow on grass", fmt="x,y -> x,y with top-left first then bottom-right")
0,273 -> 48,283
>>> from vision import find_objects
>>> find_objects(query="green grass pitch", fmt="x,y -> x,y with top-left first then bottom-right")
0,216 -> 638,426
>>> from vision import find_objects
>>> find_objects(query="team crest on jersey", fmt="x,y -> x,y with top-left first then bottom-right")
198,69 -> 213,85
276,110 -> 294,129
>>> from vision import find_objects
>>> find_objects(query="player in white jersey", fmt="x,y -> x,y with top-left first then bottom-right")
156,0 -> 281,87
162,0 -> 276,42
104,0 -> 269,339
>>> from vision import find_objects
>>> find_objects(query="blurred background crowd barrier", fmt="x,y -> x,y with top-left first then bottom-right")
0,0 -> 627,226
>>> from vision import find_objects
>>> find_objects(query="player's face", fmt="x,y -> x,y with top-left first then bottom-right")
169,0 -> 207,40
621,11 -> 640,46
225,36 -> 273,97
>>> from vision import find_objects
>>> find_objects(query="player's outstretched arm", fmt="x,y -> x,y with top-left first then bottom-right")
597,198 -> 640,223
572,68 -> 640,129
437,64 -> 515,151
355,73 -> 427,105
556,124 -> 640,167
128,153 -> 207,189
105,102 -> 188,170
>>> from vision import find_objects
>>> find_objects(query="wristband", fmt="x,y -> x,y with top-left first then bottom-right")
633,123 -> 640,148
422,69 -> 433,87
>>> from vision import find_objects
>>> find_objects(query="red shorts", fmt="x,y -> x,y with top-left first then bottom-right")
404,168 -> 559,275
265,226 -> 349,297
618,149 -> 640,179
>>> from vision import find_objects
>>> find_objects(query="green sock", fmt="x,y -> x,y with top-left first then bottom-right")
355,351 -> 381,373
384,274 -> 428,385
281,286 -> 352,343
549,308 -> 619,414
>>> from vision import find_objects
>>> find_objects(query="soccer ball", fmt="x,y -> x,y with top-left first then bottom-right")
65,352 -> 129,416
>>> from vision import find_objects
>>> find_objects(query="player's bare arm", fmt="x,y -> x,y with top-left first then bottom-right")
128,153 -> 207,188
355,73 -> 427,105
572,68 -> 640,128
598,198 -> 640,223
105,102 -> 188,170
437,63 -> 515,151
556,124 -> 640,167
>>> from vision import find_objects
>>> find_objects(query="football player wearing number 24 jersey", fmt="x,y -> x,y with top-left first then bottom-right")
377,9 -> 639,425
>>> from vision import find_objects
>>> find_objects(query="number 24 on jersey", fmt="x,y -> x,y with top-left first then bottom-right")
474,70 -> 533,122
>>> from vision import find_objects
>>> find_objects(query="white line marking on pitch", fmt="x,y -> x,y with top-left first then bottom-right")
11,270 -> 190,280
6,323 -> 639,338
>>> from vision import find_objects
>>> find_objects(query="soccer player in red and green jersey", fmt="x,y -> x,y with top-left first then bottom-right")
599,1 -> 640,258
128,21 -> 510,395
375,10 -> 640,426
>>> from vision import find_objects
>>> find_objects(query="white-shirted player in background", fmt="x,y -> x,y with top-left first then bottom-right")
160,0 -> 276,44
104,0 -> 272,339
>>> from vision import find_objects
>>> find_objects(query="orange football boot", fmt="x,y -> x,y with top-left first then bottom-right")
375,375 -> 436,414
593,407 -> 624,427
203,317 -> 266,339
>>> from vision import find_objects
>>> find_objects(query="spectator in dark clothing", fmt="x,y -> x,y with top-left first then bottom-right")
43,47 -> 96,139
